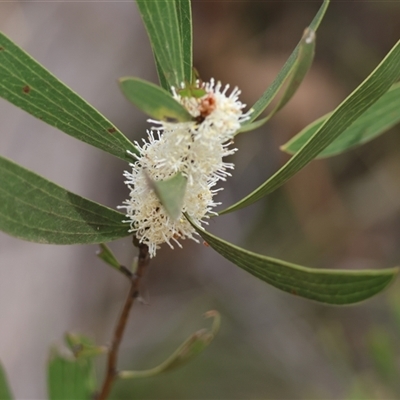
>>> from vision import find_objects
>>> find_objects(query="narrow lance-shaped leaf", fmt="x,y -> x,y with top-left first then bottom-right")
146,172 -> 187,220
239,27 -> 316,134
47,347 -> 96,400
0,32 -> 137,161
97,243 -> 122,270
243,0 -> 329,126
0,362 -> 14,400
119,77 -> 193,122
155,55 -> 171,92
136,0 -> 184,88
175,0 -> 193,84
0,156 -> 130,244
97,243 -> 134,278
237,116 -> 267,134
187,216 -> 398,305
281,82 -> 400,157
220,38 -> 400,214
119,311 -> 220,379
273,28 -> 316,113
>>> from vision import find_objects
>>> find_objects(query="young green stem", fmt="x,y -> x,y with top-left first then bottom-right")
97,239 -> 150,400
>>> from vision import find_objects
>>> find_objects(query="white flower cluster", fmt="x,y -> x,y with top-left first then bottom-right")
120,79 -> 251,257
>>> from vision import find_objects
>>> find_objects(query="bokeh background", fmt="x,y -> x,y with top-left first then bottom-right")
1,1 -> 400,399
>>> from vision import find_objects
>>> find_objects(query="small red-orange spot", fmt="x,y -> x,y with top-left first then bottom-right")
107,127 -> 116,134
198,93 -> 216,119
0,46 -> 4,51
203,241 -> 210,247
290,289 -> 298,296
22,85 -> 30,94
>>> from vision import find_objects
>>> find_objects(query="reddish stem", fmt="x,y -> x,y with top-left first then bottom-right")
97,241 -> 149,400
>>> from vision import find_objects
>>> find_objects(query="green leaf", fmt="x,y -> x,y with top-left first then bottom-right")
0,32 -> 137,161
119,310 -> 220,379
239,27 -> 316,133
175,0 -> 193,84
187,216 -> 398,305
119,77 -> 193,122
155,55 -> 171,92
65,333 -> 107,359
238,116 -> 270,133
0,156 -> 130,244
147,172 -> 187,221
136,0 -> 184,88
281,82 -> 400,157
274,28 -> 316,112
97,243 -> 134,277
220,38 -> 400,214
367,327 -> 399,384
0,362 -> 14,400
97,243 -> 122,270
48,347 -> 96,400
244,0 -> 329,125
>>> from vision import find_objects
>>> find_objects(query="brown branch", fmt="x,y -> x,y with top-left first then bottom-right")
97,239 -> 150,400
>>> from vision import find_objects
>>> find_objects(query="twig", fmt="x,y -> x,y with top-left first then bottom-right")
97,238 -> 150,400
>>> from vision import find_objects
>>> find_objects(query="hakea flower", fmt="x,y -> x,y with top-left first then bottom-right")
119,79 -> 252,257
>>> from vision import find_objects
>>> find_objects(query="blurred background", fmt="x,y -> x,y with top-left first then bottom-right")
1,1 -> 400,399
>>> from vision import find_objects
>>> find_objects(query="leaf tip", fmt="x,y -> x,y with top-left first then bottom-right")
204,310 -> 221,336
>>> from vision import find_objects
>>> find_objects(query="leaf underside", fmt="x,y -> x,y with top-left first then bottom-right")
0,32 -> 137,161
239,26 -> 316,133
243,0 -> 329,125
119,77 -> 193,122
0,156 -> 130,244
220,38 -> 400,214
136,0 -> 185,88
175,0 -> 193,84
281,82 -> 400,157
187,216 -> 398,305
